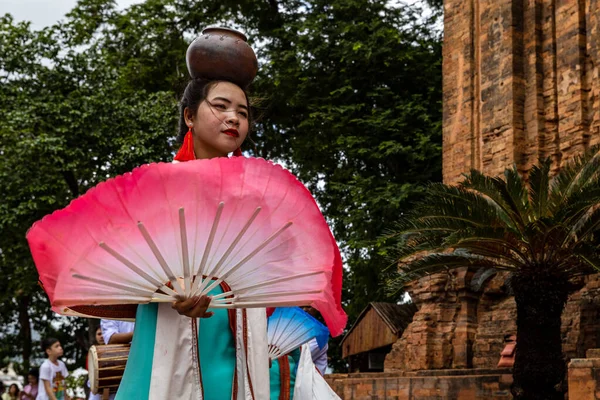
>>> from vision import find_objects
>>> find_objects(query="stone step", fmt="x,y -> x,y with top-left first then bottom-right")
586,348 -> 600,358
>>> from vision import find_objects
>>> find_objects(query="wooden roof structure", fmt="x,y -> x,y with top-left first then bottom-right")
340,302 -> 417,358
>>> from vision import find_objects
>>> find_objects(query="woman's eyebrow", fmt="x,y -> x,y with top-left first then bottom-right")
211,96 -> 248,110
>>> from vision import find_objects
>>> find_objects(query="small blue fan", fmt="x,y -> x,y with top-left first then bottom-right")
267,307 -> 329,360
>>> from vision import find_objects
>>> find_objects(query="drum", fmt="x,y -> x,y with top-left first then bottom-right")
88,344 -> 130,395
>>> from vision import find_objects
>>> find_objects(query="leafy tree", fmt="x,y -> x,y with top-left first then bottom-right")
387,149 -> 600,400
0,13 -> 177,370
249,0 -> 443,367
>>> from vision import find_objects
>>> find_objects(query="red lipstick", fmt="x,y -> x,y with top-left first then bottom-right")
223,129 -> 239,138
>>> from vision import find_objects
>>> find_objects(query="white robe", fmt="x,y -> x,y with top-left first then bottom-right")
293,344 -> 340,400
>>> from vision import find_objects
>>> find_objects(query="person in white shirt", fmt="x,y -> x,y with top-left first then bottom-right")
100,320 -> 135,345
88,320 -> 135,400
36,338 -> 69,400
307,338 -> 328,376
301,306 -> 329,375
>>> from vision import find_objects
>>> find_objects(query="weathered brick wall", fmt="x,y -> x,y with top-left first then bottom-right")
443,0 -> 600,185
325,370 -> 513,400
385,269 -> 479,371
568,358 -> 600,400
562,276 -> 600,360
472,274 -> 516,368
386,0 -> 600,373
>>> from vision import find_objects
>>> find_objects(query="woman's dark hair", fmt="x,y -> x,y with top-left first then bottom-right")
28,367 -> 39,380
177,79 -> 252,144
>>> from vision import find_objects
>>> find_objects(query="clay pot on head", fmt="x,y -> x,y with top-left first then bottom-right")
186,27 -> 258,89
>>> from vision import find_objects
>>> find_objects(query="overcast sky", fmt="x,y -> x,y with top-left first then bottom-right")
1,0 -> 144,30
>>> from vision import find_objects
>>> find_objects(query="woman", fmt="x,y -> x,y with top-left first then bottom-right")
115,77 -> 269,400
19,369 -> 38,400
94,326 -> 105,346
87,327 -> 104,400
2,384 -> 19,400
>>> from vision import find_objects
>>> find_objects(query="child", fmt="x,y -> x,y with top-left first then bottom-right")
36,338 -> 70,400
20,368 -> 39,400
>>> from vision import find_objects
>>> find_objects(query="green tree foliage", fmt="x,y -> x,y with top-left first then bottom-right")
0,0 -> 442,371
0,13 -> 177,370
387,150 -> 600,400
252,0 -> 442,321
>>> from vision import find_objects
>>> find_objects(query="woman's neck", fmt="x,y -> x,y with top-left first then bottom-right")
193,139 -> 227,160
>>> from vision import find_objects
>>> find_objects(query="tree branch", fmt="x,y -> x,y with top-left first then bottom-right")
62,170 -> 79,198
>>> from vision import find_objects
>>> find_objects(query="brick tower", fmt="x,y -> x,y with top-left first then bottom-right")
386,0 -> 600,371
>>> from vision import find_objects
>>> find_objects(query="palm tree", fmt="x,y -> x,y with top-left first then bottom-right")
387,148 -> 600,400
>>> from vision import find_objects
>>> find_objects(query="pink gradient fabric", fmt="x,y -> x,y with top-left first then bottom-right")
27,157 -> 346,336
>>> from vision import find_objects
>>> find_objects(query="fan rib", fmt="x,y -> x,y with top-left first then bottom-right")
267,310 -> 286,358
196,207 -> 262,295
209,299 -> 310,308
276,325 -> 313,357
190,202 -> 225,295
98,242 -> 178,298
179,208 -> 192,297
151,293 -> 176,302
214,270 -> 324,298
72,273 -> 152,299
271,312 -> 296,355
196,221 -> 294,297
211,289 -> 321,307
229,289 -> 322,301
137,222 -> 185,297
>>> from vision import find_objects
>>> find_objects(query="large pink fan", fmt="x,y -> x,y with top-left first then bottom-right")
27,157 -> 346,336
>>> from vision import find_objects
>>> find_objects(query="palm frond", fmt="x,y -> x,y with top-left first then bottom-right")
461,169 -> 526,231
503,166 -> 533,223
566,205 -> 600,244
554,184 -> 600,229
549,145 -> 600,211
392,252 -> 515,286
528,159 -> 551,219
385,147 -> 600,296
390,229 -> 450,260
571,241 -> 600,273
447,237 -> 527,266
416,183 -> 513,227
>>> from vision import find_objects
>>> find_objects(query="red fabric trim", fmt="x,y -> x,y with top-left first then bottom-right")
219,281 -> 237,336
278,355 -> 291,400
243,309 -> 256,399
191,318 -> 204,398
218,281 -> 238,398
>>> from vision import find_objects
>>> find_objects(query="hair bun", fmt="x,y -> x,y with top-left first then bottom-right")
186,27 -> 258,88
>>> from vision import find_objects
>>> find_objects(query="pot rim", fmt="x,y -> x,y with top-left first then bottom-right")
201,26 -> 248,42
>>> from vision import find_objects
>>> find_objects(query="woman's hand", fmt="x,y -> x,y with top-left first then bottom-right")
172,295 -> 214,318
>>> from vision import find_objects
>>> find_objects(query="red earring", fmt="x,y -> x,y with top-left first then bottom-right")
174,126 -> 196,162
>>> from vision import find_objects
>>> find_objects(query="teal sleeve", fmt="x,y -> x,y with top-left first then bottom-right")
270,358 -> 281,400
269,348 -> 301,400
115,303 -> 158,400
198,285 -> 236,400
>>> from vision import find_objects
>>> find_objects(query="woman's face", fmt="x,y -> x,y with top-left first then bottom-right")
27,374 -> 37,385
9,385 -> 17,394
185,81 -> 249,159
96,328 -> 105,345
